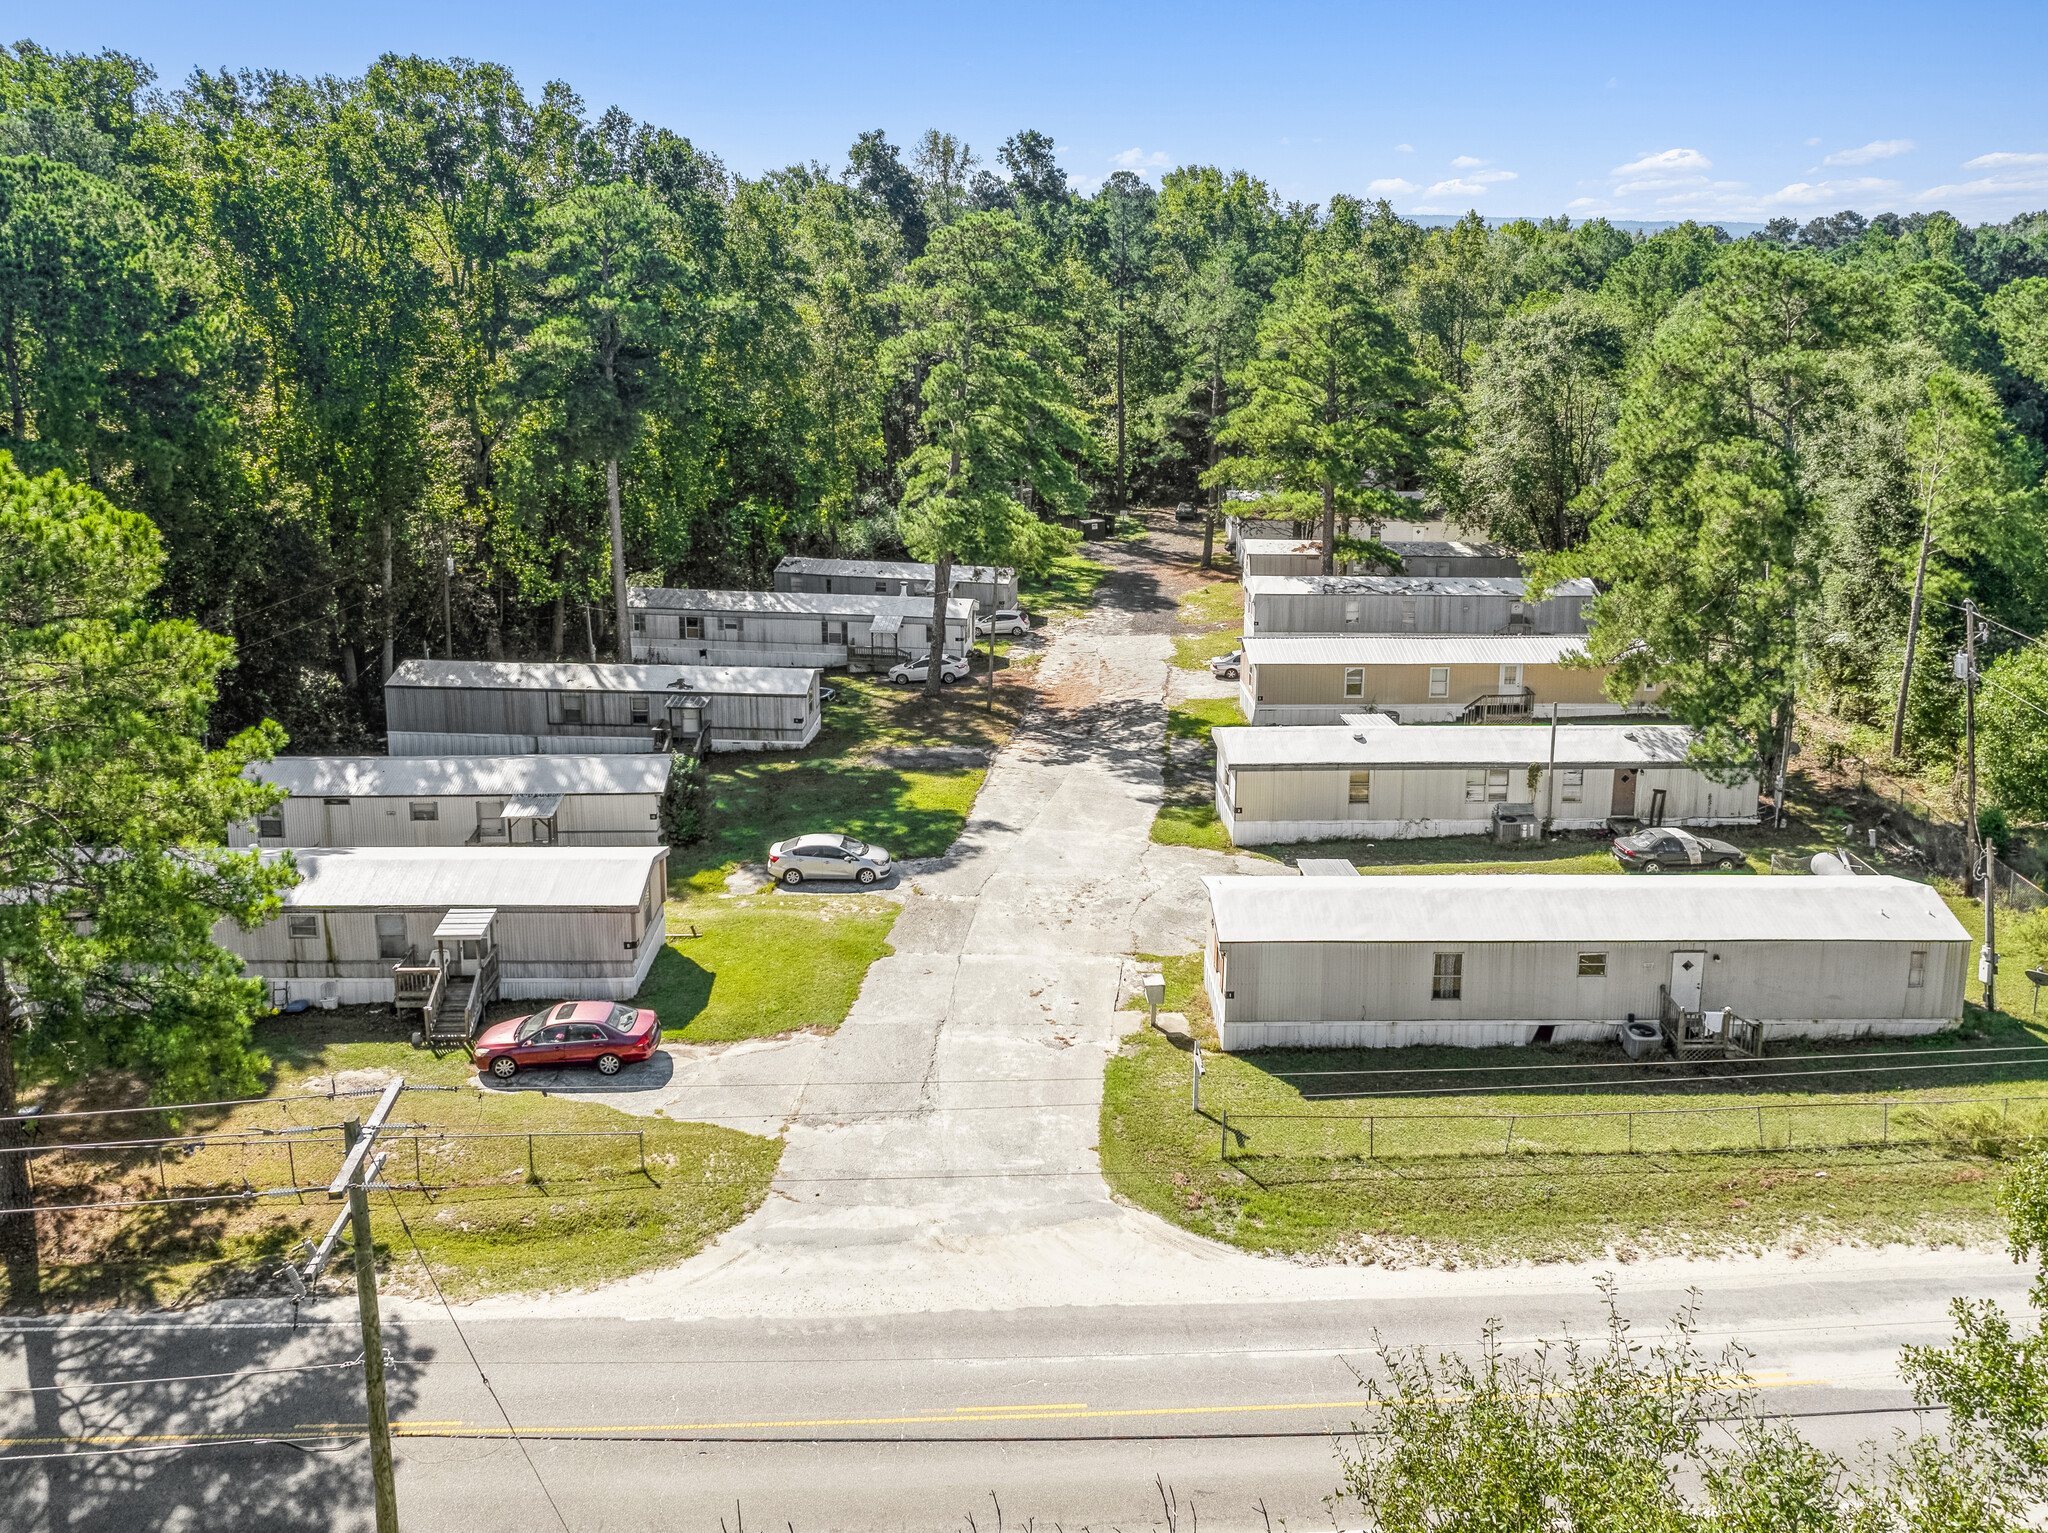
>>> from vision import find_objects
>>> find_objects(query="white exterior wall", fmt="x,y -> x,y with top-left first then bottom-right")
230,791 -> 666,849
1215,763 -> 1761,846
1203,929 -> 1966,1051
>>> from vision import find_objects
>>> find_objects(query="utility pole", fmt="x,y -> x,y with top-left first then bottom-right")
333,1084 -> 402,1533
1962,599 -> 1997,1012
1889,508 -> 1936,757
442,553 -> 454,662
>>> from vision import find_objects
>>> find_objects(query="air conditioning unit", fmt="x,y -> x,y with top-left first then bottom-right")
1491,803 -> 1540,844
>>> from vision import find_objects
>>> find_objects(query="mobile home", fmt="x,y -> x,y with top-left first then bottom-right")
1212,722 -> 1759,844
385,659 -> 820,755
1237,537 -> 1522,580
1243,575 -> 1594,637
1240,633 -> 1656,726
773,556 -> 1018,613
628,586 -> 974,670
1201,873 -> 1969,1051
232,755 -> 672,850
222,845 -> 671,1008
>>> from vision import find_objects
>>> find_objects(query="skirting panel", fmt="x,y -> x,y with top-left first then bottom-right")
1216,1016 -> 1957,1052
1225,814 -> 1761,845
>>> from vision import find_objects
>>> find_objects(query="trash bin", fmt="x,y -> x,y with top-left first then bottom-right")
1620,1019 -> 1662,1060
1491,803 -> 1539,845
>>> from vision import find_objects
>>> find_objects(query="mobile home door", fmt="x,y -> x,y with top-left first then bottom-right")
1669,950 -> 1706,1013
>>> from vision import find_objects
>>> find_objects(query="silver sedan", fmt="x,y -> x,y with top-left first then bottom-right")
767,833 -> 894,886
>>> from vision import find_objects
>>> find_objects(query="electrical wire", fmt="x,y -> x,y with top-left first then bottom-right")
0,1433 -> 358,1463
380,1185 -> 572,1533
1978,677 -> 2048,722
0,1358 -> 362,1396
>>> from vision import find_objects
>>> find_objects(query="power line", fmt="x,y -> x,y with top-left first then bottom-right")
0,1358 -> 362,1396
0,1085 -> 454,1129
0,1433 -> 357,1464
380,1186 -> 572,1533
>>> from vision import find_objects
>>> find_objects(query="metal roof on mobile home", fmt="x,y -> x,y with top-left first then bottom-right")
1201,873 -> 1968,947
249,755 -> 674,798
1215,723 -> 1718,771
775,556 -> 1010,583
1241,633 -> 1589,667
1242,575 -> 1593,599
1237,537 -> 1514,561
385,658 -> 814,696
628,586 -> 975,620
274,846 -> 665,910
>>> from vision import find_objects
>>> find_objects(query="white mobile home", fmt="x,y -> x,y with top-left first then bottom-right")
1241,633 -> 1657,726
385,659 -> 820,755
1201,873 -> 1969,1051
629,586 -> 974,670
222,846 -> 670,1007
1238,537 -> 1522,580
773,556 -> 1018,613
231,755 -> 672,850
1212,722 -> 1760,844
1244,575 -> 1594,638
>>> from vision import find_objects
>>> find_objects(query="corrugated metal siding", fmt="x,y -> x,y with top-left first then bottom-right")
1249,660 -> 1616,707
1248,587 -> 1590,637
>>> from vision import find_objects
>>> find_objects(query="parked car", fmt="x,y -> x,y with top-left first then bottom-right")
888,652 -> 971,685
975,609 -> 1031,636
768,832 -> 894,886
1209,647 -> 1245,680
1174,502 -> 1203,523
1611,826 -> 1745,873
473,1000 -> 659,1081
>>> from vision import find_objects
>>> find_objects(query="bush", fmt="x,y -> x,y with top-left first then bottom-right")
658,753 -> 711,846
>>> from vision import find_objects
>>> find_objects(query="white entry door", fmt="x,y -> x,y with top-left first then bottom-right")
1669,950 -> 1706,1012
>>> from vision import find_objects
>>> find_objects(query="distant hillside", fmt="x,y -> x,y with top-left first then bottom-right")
1406,214 -> 1766,239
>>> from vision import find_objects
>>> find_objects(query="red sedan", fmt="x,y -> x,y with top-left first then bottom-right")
474,1001 -> 660,1081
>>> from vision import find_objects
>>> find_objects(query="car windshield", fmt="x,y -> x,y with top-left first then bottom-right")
513,1014 -> 549,1042
839,837 -> 870,856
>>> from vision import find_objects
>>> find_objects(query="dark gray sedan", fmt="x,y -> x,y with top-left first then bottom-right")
1612,826 -> 1745,873
768,833 -> 894,886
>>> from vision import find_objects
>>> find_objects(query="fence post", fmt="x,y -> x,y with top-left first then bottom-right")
156,1145 -> 168,1196
1505,1116 -> 1516,1156
414,1137 -> 422,1189
1628,1113 -> 1634,1154
1756,1106 -> 1765,1152
1883,1102 -> 1890,1147
638,1131 -> 647,1178
527,1133 -> 536,1183
1220,1110 -> 1229,1163
1369,1116 -> 1375,1159
286,1137 -> 298,1200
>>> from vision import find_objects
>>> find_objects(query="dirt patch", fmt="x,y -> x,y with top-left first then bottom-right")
860,746 -> 994,768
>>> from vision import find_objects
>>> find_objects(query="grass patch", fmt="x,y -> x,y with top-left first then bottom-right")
1018,553 -> 1111,618
6,1015 -> 782,1310
1170,627 -> 1246,672
1102,1004 -> 2048,1265
1177,581 -> 1244,625
645,894 -> 897,1042
1155,698 -> 1248,852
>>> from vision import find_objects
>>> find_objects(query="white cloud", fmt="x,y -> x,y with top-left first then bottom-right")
1395,143 -> 1414,153
1407,205 -> 1450,215
1425,178 -> 1500,197
1367,178 -> 1419,195
1611,148 -> 1711,177
1450,154 -> 1488,168
1825,139 -> 1914,165
1804,137 -> 1822,147
1112,147 -> 1169,169
1760,177 -> 1900,207
1963,151 -> 2048,169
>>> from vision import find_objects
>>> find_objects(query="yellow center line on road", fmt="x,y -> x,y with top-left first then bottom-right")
954,1403 -> 1087,1411
0,1377 -> 1829,1450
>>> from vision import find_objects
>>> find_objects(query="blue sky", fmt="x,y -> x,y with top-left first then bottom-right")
30,0 -> 2048,224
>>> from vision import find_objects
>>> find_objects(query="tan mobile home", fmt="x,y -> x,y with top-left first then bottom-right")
231,755 -> 672,850
1212,722 -> 1759,844
629,586 -> 974,670
385,659 -> 819,756
222,846 -> 670,1007
1240,633 -> 1655,725
1244,575 -> 1594,637
773,556 -> 1018,613
1201,873 -> 1969,1051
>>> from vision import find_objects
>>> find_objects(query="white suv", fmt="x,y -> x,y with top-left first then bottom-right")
888,652 -> 971,685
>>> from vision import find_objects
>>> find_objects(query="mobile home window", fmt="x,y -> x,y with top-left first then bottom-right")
1428,667 -> 1449,699
1465,768 -> 1510,803
376,913 -> 407,960
1343,667 -> 1365,699
256,810 -> 285,838
408,801 -> 438,822
1577,952 -> 1607,977
1348,770 -> 1371,804
874,581 -> 889,594
287,914 -> 320,941
1343,598 -> 1360,624
560,693 -> 584,723
1561,769 -> 1584,803
632,612 -> 645,632
720,617 -> 742,635
1908,950 -> 1926,989
684,616 -> 704,639
1432,952 -> 1463,1000
631,696 -> 650,725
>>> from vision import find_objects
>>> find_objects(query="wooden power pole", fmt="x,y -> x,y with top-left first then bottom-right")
334,1086 -> 402,1533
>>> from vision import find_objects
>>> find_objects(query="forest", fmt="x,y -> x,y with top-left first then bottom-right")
4,39 -> 2048,814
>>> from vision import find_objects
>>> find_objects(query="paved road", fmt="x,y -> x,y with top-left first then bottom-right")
0,519 -> 2030,1528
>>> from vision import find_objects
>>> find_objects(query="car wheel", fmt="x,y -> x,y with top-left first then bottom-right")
782,867 -> 804,886
941,672 -> 958,685
490,1056 -> 518,1080
1639,860 -> 1664,874
596,1053 -> 623,1076
857,867 -> 877,885
1718,856 -> 1740,870
1223,667 -> 1239,680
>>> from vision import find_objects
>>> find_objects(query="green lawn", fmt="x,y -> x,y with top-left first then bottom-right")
1177,580 -> 1244,624
9,1016 -> 783,1309
1018,552 -> 1111,618
644,893 -> 897,1041
1104,964 -> 2047,1264
1171,627 -> 1246,672
1155,698 -> 1246,852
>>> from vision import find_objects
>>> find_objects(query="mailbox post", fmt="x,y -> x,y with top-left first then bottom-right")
1140,971 -> 1165,1030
